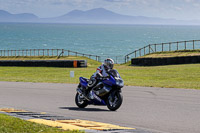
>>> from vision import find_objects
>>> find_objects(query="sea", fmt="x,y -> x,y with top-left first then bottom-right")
1,23 -> 200,63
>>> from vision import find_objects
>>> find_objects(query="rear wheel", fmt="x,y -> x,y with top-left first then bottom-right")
107,91 -> 123,111
75,92 -> 88,108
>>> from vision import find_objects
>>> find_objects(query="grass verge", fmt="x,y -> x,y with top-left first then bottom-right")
0,56 -> 200,89
0,114 -> 82,133
142,49 -> 200,58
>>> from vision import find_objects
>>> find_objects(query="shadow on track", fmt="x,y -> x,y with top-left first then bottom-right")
59,107 -> 110,112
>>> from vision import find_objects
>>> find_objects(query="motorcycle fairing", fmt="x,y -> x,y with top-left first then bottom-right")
79,77 -> 88,87
88,91 -> 106,105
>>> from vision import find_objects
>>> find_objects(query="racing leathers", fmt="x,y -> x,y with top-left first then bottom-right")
85,64 -> 109,97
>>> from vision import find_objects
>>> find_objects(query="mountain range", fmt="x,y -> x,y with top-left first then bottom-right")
0,8 -> 199,25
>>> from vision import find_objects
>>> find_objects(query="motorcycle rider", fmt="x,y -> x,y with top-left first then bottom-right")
83,58 -> 114,98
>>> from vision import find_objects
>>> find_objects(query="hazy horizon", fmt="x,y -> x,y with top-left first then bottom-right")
0,0 -> 200,21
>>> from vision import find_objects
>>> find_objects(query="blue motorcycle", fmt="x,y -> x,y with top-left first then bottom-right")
75,69 -> 124,111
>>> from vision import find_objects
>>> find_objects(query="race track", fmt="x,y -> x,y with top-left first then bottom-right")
0,81 -> 200,133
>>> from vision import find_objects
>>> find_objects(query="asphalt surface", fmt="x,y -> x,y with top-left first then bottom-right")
0,81 -> 200,133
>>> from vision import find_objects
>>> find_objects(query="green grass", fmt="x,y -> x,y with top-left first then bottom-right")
0,56 -> 200,89
0,114 -> 82,133
143,49 -> 200,58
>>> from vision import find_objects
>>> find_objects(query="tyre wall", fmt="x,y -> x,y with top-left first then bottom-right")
131,56 -> 200,66
0,60 -> 87,68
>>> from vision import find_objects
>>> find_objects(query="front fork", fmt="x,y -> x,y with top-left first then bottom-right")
76,85 -> 90,101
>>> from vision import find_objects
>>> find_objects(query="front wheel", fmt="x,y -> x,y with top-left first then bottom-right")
75,92 -> 88,108
107,91 -> 123,111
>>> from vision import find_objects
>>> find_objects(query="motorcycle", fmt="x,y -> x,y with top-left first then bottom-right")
75,69 -> 124,111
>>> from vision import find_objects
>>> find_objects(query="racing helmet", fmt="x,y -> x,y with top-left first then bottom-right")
104,58 -> 114,69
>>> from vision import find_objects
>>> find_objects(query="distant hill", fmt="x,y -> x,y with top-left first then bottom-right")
0,10 -> 38,22
0,8 -> 199,25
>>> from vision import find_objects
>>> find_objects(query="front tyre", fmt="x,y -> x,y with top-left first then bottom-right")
75,92 -> 88,108
107,91 -> 123,111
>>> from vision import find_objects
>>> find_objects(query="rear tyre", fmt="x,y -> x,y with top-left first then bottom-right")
75,92 -> 88,108
107,91 -> 123,111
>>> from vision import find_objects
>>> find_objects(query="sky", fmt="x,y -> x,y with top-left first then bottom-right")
0,0 -> 200,20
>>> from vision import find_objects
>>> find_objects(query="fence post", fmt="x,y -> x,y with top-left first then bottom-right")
68,50 -> 70,56
135,51 -> 136,58
162,43 -> 164,52
177,42 -> 179,50
139,49 -> 141,56
185,41 -> 186,50
149,45 -> 151,54
47,49 -> 49,56
62,49 -> 65,56
155,44 -> 156,52
169,43 -> 171,51
193,40 -> 195,50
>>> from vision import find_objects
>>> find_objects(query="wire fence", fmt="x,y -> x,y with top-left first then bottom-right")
125,40 -> 200,63
1,39 -> 200,64
0,49 -> 125,64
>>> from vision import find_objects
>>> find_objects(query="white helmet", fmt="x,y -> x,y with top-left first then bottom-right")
104,58 -> 114,69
